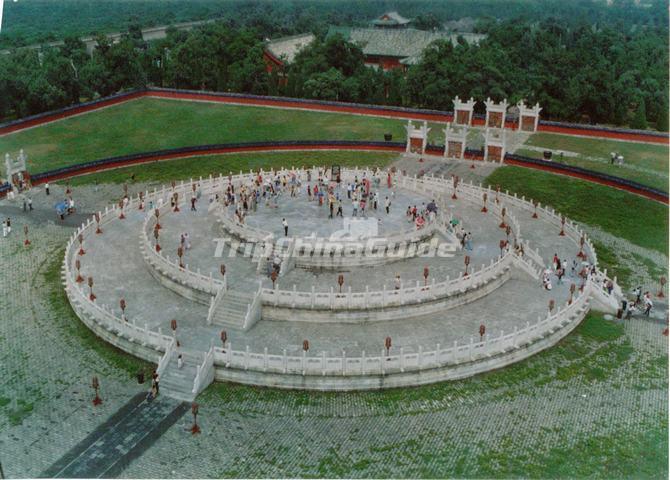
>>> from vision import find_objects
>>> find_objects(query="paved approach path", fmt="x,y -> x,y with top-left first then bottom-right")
42,393 -> 187,478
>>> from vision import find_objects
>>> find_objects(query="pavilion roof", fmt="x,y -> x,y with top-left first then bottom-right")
371,11 -> 411,27
328,27 -> 485,59
265,33 -> 315,64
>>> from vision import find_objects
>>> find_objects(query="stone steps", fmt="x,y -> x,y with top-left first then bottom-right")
159,352 -> 203,402
211,290 -> 255,329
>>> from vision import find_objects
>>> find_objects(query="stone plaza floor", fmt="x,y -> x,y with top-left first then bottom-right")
0,162 -> 667,477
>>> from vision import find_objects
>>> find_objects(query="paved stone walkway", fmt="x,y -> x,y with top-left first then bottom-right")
42,394 -> 187,478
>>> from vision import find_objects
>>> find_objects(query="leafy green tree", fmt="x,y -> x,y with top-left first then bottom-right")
304,68 -> 345,101
630,99 -> 648,129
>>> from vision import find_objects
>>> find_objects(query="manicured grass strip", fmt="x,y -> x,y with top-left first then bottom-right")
521,132 -> 669,192
485,166 -> 668,255
1,98 -> 407,175
66,151 -> 398,186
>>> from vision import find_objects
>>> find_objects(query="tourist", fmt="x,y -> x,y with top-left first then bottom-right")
352,199 -> 358,217
2,219 -> 7,238
282,218 -> 288,237
633,286 -> 642,306
465,232 -> 473,251
643,293 -> 653,316
556,266 -> 565,284
625,301 -> 636,320
394,274 -> 401,290
385,196 -> 391,214
177,354 -> 184,369
336,200 -> 343,217
28,197 -> 33,211
45,182 -> 50,195
22,197 -> 27,211
5,218 -> 10,236
552,253 -> 559,271
191,195 -> 197,211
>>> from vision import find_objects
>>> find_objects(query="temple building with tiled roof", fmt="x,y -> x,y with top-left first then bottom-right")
263,33 -> 315,74
328,13 -> 486,71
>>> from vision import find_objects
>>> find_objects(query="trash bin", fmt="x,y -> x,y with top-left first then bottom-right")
384,133 -> 393,141
543,150 -> 552,160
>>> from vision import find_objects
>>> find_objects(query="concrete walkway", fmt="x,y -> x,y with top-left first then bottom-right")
42,393 -> 187,478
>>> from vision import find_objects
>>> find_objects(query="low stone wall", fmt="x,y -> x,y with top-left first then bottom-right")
211,284 -> 593,390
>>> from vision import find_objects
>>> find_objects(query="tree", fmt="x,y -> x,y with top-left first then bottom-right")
304,68 -> 345,101
656,100 -> 669,132
630,99 -> 648,130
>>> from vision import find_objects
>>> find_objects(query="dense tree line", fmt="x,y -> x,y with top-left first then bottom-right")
1,0 -> 667,49
0,14 -> 667,130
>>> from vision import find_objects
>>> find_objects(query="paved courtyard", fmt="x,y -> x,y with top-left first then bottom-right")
0,166 -> 667,478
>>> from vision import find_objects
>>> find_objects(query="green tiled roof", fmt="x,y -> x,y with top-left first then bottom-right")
328,27 -> 484,59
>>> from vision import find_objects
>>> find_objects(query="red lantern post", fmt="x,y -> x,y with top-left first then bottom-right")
154,227 -> 161,252
658,277 -> 666,298
384,336 -> 392,356
91,376 -> 102,406
577,235 -> 587,260
120,298 -> 127,320
532,200 -> 538,219
270,270 -> 278,289
78,233 -> 86,256
559,215 -> 566,236
171,319 -> 177,332
338,274 -> 344,293
138,191 -> 144,211
481,193 -> 488,213
569,283 -> 576,305
303,339 -> 310,352
423,266 -> 429,286
88,276 -> 96,301
505,225 -> 511,242
499,207 -> 507,229
220,264 -> 226,277
479,324 -> 486,340
451,176 -> 459,200
118,198 -> 125,219
220,330 -> 227,348
495,185 -> 500,204
95,212 -> 102,234
177,246 -> 185,268
173,192 -> 180,212
75,259 -> 84,283
549,299 -> 555,312
191,402 -> 201,435
464,255 -> 470,276
154,208 -> 161,230
23,225 -> 30,246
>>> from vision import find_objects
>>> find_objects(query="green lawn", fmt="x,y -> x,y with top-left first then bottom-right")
517,132 -> 669,192
0,98 -> 409,175
486,166 -> 668,255
67,151 -> 398,186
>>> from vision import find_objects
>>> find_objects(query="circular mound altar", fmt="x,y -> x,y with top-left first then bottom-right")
63,166 -> 622,397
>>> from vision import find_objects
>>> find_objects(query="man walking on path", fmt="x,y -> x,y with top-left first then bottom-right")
28,197 -> 33,211
385,196 -> 391,214
45,183 -> 50,195
282,218 -> 288,237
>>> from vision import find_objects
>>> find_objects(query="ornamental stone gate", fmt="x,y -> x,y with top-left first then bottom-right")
443,123 -> 468,160
484,98 -> 508,129
453,96 -> 475,126
517,101 -> 542,132
405,120 -> 430,155
484,128 -> 506,162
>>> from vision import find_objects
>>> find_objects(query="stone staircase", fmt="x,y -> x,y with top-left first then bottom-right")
159,349 -> 203,402
210,289 -> 259,330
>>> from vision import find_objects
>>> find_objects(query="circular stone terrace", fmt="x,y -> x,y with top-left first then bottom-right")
63,166 -> 623,397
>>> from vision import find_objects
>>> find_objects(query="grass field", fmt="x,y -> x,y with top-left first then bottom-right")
486,166 -> 669,255
67,151 -> 399,186
517,133 -> 669,192
0,98 -> 410,175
